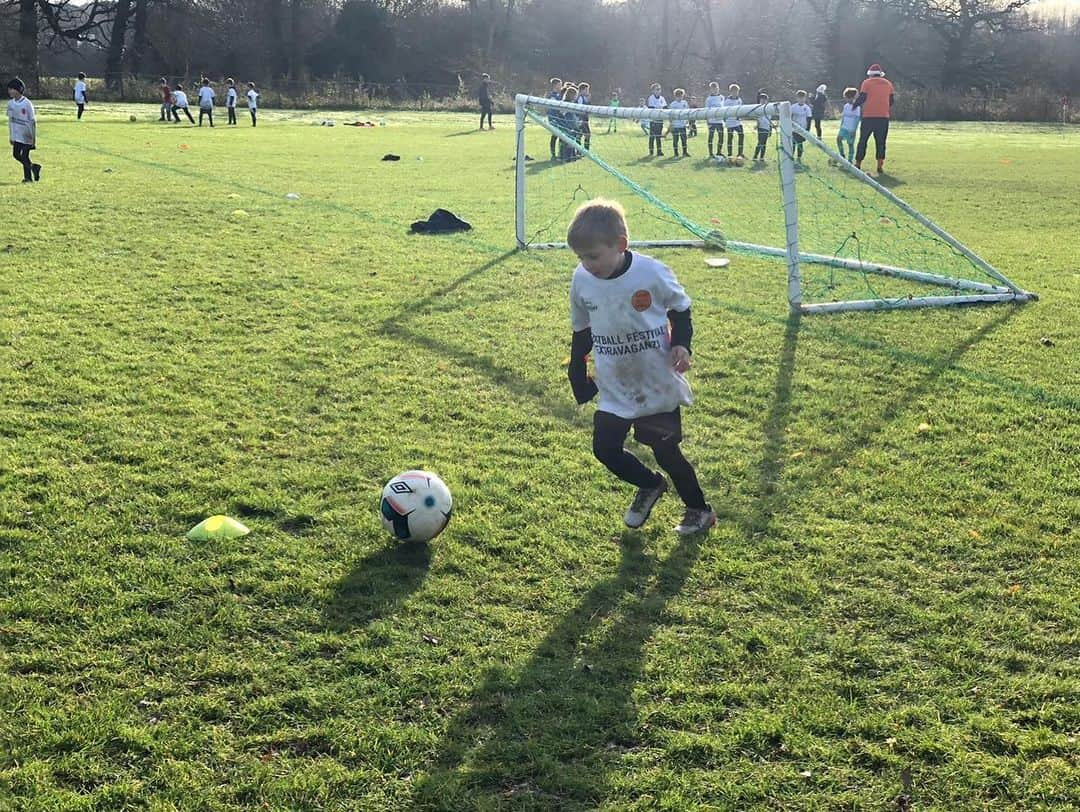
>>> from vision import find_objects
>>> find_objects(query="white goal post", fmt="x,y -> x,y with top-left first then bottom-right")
513,93 -> 1037,314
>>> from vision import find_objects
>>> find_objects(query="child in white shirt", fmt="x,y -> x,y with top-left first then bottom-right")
74,72 -> 88,120
225,78 -> 238,125
723,83 -> 745,159
752,91 -> 772,162
246,82 -> 259,127
705,81 -> 725,158
197,78 -> 215,127
566,198 -> 716,535
791,90 -> 813,162
646,83 -> 667,157
836,87 -> 861,162
7,77 -> 40,182
172,84 -> 195,123
669,88 -> 690,158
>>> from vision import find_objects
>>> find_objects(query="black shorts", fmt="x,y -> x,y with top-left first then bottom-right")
480,101 -> 493,112
595,408 -> 683,448
649,121 -> 664,136
793,132 -> 805,145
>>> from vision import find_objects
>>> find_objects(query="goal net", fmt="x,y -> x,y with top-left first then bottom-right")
514,94 -> 1036,314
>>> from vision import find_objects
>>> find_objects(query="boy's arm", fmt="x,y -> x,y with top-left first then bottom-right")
854,92 -> 867,108
568,328 -> 598,404
668,308 -> 692,353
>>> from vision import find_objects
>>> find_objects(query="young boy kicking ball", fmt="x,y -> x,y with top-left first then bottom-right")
566,199 -> 716,535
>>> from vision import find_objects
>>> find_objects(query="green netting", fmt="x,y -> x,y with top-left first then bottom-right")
518,99 -> 1028,310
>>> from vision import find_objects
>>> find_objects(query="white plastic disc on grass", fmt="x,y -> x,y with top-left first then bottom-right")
705,257 -> 730,268
285,193 -> 300,200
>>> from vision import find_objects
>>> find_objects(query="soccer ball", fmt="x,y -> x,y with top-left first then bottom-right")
129,114 -> 137,122
380,470 -> 453,543
734,156 -> 745,167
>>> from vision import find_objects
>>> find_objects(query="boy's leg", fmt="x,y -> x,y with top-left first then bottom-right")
814,116 -> 822,138
726,129 -> 733,156
737,128 -> 745,157
583,122 -> 590,150
199,109 -> 204,126
846,135 -> 856,161
594,411 -> 668,528
633,410 -> 709,510
836,132 -> 845,159
13,143 -> 32,181
77,103 -> 84,120
185,107 -> 195,123
550,133 -> 557,157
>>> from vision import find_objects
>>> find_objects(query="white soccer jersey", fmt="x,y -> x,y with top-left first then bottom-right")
757,113 -> 772,132
570,252 -> 693,419
705,94 -> 725,124
247,90 -> 259,109
840,102 -> 861,132
647,94 -> 667,110
197,86 -> 215,107
74,80 -> 87,103
226,88 -> 238,108
669,99 -> 689,128
723,95 -> 743,128
7,97 -> 36,144
173,90 -> 189,107
791,102 -> 813,129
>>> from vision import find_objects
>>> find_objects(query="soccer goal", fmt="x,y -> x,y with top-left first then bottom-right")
514,93 -> 1036,314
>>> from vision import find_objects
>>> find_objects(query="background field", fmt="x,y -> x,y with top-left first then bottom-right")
1,103 -> 1077,810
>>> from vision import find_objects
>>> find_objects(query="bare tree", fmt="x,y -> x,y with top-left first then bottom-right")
877,0 -> 1034,87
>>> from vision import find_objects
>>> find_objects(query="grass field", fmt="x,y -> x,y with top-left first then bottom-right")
1,101 -> 1077,810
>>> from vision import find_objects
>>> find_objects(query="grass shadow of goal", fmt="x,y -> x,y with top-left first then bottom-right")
740,306 -> 1019,541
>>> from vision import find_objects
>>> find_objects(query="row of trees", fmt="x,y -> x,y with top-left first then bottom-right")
3,1 -> 1079,102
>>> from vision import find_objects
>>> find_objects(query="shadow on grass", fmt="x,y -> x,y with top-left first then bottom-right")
412,530 -> 705,808
445,129 -> 483,138
739,305 -> 1017,539
323,541 -> 432,631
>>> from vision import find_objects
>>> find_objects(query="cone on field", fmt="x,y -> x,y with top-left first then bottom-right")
187,515 -> 250,540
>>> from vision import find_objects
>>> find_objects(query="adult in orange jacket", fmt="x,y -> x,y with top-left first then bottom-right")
854,63 -> 895,175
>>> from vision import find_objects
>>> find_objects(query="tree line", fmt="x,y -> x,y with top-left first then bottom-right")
2,1 -> 1078,114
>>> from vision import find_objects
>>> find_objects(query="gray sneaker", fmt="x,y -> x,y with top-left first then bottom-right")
674,506 -> 717,536
624,476 -> 668,528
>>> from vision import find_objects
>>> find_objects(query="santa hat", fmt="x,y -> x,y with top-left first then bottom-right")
867,64 -> 885,77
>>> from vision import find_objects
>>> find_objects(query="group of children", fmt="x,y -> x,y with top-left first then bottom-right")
157,78 -> 260,127
545,78 -> 596,160
544,77 -> 871,168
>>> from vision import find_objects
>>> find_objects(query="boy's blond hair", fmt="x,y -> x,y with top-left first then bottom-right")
796,89 -> 807,98
567,199 -> 629,249
843,86 -> 858,99
709,81 -> 720,92
674,88 -> 686,97
729,83 -> 740,93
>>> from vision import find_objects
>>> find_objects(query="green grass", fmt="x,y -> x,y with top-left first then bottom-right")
1,102 -> 1077,810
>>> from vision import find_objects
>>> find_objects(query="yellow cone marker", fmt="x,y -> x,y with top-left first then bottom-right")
187,515 -> 250,541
